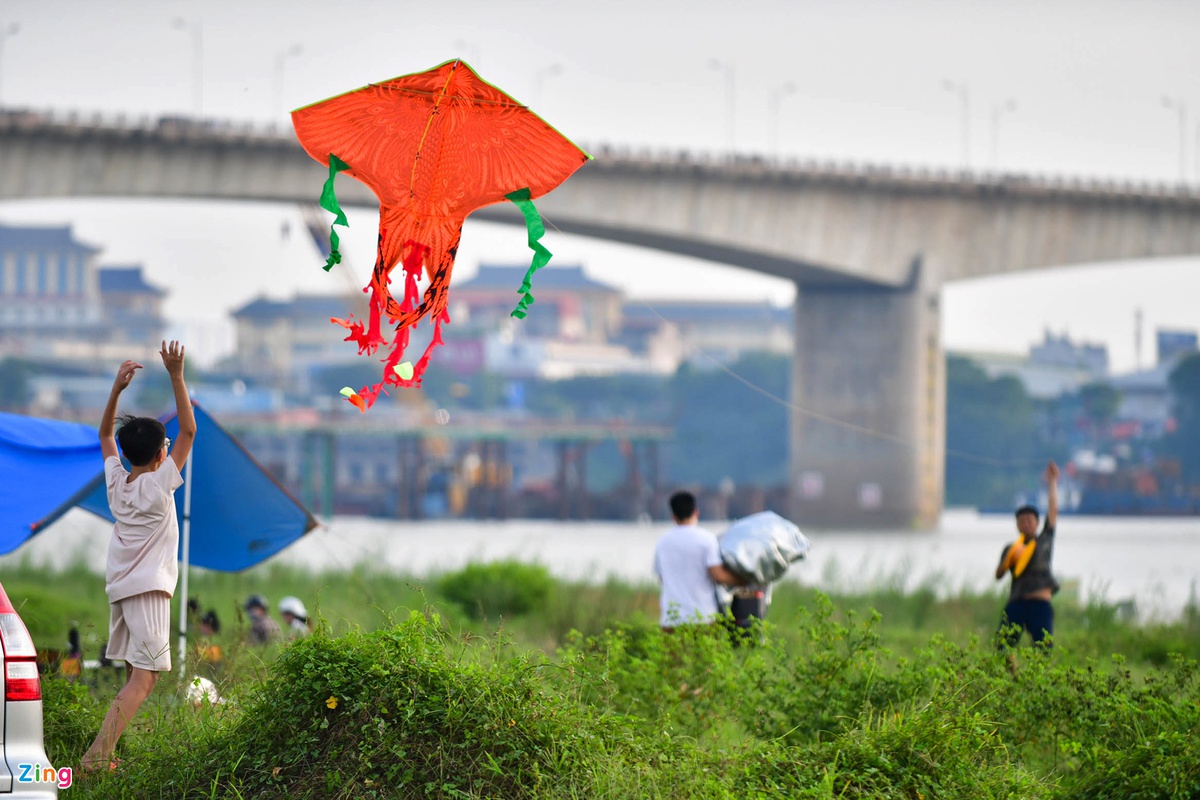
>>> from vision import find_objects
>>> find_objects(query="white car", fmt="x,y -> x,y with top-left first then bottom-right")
0,582 -> 61,797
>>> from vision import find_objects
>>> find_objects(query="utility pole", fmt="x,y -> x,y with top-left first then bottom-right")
990,99 -> 1017,171
0,22 -> 19,106
769,81 -> 797,157
172,17 -> 204,117
943,79 -> 970,171
1161,96 -> 1187,184
709,59 -> 736,154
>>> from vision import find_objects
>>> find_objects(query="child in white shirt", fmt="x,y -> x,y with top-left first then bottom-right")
80,341 -> 196,773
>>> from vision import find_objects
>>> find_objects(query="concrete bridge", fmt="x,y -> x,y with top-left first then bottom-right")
3,108 -> 1200,527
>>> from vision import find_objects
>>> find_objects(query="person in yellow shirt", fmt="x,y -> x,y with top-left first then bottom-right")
995,460 -> 1061,649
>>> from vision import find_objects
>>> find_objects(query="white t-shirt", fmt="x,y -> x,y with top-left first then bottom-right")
653,523 -> 723,627
104,455 -> 184,603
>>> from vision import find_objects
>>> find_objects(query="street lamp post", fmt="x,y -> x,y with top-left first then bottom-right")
942,79 -> 970,171
990,98 -> 1017,171
1161,95 -> 1187,184
273,44 -> 303,119
708,58 -> 736,154
0,22 -> 20,106
769,81 -> 797,157
172,17 -> 204,117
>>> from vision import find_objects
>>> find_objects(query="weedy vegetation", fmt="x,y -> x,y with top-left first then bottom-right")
20,559 -> 1200,799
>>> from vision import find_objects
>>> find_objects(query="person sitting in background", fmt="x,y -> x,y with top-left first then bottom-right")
196,610 -> 224,674
244,594 -> 281,645
278,596 -> 310,638
58,627 -> 83,682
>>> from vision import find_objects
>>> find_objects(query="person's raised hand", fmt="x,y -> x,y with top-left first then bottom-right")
1045,460 -> 1060,483
160,340 -> 186,379
113,360 -> 143,392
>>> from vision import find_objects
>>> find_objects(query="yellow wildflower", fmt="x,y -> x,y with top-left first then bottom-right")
326,696 -> 338,709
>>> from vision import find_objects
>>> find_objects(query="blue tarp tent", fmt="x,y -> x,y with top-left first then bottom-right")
3,403 -> 318,571
0,412 -> 104,555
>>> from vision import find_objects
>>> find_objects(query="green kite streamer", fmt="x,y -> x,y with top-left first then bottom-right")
319,154 -> 352,272
506,188 -> 553,319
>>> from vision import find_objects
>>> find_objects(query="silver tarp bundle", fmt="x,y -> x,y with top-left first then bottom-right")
719,511 -> 811,585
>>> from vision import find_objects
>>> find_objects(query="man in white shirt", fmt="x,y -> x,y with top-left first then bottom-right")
653,491 -> 744,630
81,341 -> 196,773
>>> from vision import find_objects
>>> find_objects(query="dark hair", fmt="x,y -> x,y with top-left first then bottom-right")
200,610 -> 220,633
116,414 -> 167,467
1014,504 -> 1040,519
669,490 -> 697,521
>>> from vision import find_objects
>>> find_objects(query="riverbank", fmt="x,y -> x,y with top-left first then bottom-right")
11,507 -> 1200,621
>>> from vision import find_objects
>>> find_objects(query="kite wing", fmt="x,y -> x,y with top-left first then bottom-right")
292,61 -> 589,214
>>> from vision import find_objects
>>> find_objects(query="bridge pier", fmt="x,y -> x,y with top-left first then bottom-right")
789,265 -> 944,529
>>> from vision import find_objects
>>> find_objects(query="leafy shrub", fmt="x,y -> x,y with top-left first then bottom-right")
1061,729 -> 1200,800
558,618 -> 746,741
113,611 -> 646,799
817,703 -> 1048,799
438,560 -> 552,621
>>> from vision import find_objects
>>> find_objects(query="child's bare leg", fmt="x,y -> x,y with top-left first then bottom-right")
80,666 -> 158,770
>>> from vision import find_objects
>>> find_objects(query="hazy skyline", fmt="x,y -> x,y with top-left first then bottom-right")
1,0 -> 1197,371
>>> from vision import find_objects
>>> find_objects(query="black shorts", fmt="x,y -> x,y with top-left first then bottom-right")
998,598 -> 1054,648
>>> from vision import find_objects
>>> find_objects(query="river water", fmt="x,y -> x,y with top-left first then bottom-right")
8,509 -> 1199,621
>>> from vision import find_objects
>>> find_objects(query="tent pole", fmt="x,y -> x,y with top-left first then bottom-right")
177,449 -> 194,673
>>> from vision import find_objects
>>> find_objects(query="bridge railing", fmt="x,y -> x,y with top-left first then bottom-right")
0,106 -> 297,144
585,141 -> 1198,201
2,105 -> 1196,201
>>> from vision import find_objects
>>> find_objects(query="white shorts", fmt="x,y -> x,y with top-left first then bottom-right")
107,591 -> 172,672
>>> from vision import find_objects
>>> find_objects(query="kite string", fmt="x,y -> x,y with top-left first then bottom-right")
408,63 -> 458,202
533,213 -> 1042,471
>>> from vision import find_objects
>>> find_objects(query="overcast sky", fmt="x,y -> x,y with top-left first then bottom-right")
1,0 -> 1198,371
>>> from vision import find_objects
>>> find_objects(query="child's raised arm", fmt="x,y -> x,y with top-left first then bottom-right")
100,360 -> 142,459
160,340 -> 197,470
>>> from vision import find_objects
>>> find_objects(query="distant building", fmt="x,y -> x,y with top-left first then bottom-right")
1029,329 -> 1108,376
619,300 -> 793,366
1157,328 -> 1198,366
452,264 -> 653,379
960,330 -> 1110,400
97,265 -> 168,345
1110,327 -> 1198,438
0,222 -> 102,354
229,294 -> 363,387
448,265 -> 795,378
1111,364 -> 1173,439
0,222 -> 166,363
484,335 -> 652,380
451,264 -> 623,343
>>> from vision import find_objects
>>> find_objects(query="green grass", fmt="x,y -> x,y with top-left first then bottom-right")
17,561 -> 1200,799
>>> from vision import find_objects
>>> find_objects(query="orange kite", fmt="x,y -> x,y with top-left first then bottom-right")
291,59 -> 590,410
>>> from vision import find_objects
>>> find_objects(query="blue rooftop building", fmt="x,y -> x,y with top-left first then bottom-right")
0,223 -> 167,363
